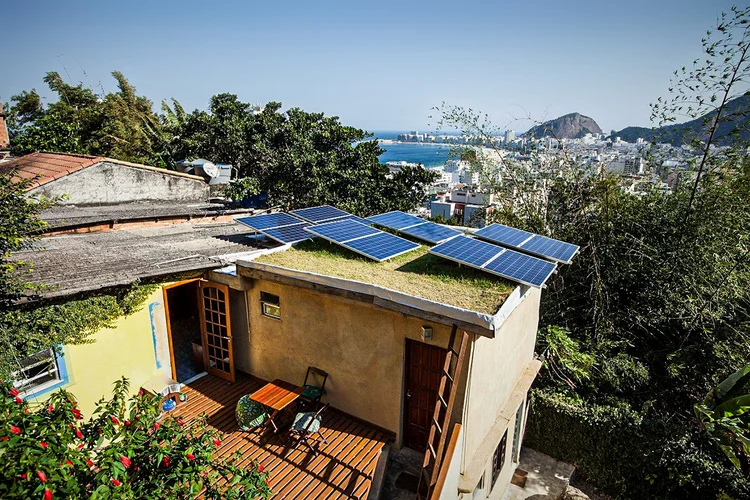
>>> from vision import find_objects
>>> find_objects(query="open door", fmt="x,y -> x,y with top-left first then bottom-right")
199,281 -> 235,382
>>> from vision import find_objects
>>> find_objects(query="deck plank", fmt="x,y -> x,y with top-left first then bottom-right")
175,373 -> 389,498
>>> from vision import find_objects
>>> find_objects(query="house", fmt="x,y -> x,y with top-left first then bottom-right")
7,153 -> 556,498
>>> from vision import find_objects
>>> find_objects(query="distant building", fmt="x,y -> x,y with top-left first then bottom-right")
0,100 -> 9,160
504,130 -> 515,144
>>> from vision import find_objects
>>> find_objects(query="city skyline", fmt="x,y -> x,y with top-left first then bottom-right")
3,0 -> 738,133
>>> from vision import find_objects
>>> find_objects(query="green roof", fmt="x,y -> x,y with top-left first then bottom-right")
253,240 -> 514,314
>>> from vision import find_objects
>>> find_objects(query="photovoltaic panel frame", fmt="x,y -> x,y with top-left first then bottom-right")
261,223 -> 314,244
234,212 -> 303,231
305,219 -> 419,262
429,235 -> 557,288
367,211 -> 426,230
474,223 -> 579,264
367,210 -> 461,244
290,205 -> 350,223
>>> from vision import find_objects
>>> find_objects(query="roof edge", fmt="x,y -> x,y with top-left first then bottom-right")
101,158 -> 205,181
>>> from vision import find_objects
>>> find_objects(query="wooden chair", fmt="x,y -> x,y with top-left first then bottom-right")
288,402 -> 330,455
299,366 -> 328,409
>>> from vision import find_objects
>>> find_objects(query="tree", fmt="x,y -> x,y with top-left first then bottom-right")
695,363 -> 750,478
0,378 -> 271,499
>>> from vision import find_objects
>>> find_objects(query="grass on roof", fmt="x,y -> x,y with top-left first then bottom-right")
254,240 -> 514,314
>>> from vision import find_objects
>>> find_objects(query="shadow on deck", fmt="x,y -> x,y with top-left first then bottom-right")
176,372 -> 389,499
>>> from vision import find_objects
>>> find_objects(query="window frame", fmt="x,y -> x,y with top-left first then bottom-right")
260,291 -> 281,320
491,429 -> 508,489
12,347 -> 69,398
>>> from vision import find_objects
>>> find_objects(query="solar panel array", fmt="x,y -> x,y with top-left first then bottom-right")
429,235 -> 557,288
305,218 -> 419,262
367,210 -> 462,244
290,205 -> 350,223
474,223 -> 579,264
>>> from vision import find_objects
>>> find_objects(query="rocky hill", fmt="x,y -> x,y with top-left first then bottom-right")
612,94 -> 750,146
523,113 -> 603,139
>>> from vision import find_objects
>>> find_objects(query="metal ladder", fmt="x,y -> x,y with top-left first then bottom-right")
417,325 -> 469,499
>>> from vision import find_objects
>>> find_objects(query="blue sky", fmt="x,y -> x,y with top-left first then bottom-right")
2,0 -> 738,132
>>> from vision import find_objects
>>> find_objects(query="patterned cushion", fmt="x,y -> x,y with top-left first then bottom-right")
293,412 -> 321,433
236,395 -> 266,431
302,385 -> 326,400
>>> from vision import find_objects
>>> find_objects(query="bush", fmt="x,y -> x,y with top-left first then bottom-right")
524,389 -> 750,499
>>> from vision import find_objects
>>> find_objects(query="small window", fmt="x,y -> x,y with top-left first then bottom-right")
260,292 -> 280,319
12,348 -> 62,396
512,402 -> 525,462
472,474 -> 485,499
492,429 -> 508,488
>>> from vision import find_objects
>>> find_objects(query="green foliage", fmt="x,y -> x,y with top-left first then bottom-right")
537,326 -> 594,389
695,363 -> 750,476
0,173 -> 52,308
0,284 -> 158,377
225,177 -> 261,203
0,378 -> 271,499
526,389 -> 750,499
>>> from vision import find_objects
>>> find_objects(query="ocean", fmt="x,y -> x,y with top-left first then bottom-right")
368,131 -> 453,168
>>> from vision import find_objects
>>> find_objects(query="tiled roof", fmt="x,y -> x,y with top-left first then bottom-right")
0,152 -> 103,188
0,152 -> 204,189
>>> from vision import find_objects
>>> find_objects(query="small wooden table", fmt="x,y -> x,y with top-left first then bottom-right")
250,379 -> 304,432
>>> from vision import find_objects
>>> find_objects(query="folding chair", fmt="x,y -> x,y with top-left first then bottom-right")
299,366 -> 328,410
288,402 -> 330,455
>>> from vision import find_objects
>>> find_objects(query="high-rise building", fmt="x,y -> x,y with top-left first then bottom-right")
504,130 -> 515,144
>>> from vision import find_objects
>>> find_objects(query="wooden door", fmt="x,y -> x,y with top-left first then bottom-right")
404,339 -> 448,451
199,281 -> 235,382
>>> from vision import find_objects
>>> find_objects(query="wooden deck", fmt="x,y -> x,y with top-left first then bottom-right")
176,373 -> 389,499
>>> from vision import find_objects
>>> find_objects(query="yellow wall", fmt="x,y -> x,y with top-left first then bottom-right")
28,287 -> 169,418
243,280 -> 455,444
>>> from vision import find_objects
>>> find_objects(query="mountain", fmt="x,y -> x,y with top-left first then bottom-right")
523,113 -> 603,140
612,94 -> 750,146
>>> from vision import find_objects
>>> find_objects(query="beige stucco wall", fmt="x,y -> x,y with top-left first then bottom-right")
243,279 -> 455,444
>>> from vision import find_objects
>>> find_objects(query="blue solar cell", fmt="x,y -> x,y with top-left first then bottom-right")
235,213 -> 302,231
429,236 -> 502,267
521,235 -> 579,264
367,211 -> 425,230
474,224 -> 532,247
483,248 -> 557,287
326,215 -> 373,226
400,222 -> 462,244
261,223 -> 314,244
474,223 -> 579,264
345,232 -> 420,261
291,205 -> 349,223
304,219 -> 380,242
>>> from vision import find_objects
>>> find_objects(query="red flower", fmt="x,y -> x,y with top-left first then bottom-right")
39,441 -> 48,449
9,388 -> 19,397
75,429 -> 83,439
177,418 -> 185,426
77,443 -> 85,449
162,456 -> 171,467
0,436 -> 7,441
36,470 -> 47,483
111,478 -> 121,487
85,459 -> 94,467
43,488 -> 52,500
153,423 -> 160,430
258,464 -> 265,472
138,390 -> 144,396
10,425 -> 20,435
110,416 -> 119,425
47,404 -> 54,413
186,453 -> 195,461
212,438 -> 221,447
71,408 -> 82,420
124,420 -> 131,426
65,460 -> 73,466
15,397 -> 22,404
20,473 -> 27,479
120,455 -> 131,469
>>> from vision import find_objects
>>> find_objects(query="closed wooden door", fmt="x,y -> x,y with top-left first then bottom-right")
199,281 -> 235,382
404,339 -> 448,451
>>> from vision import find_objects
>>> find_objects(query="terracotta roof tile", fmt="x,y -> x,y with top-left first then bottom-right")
0,152 -> 103,188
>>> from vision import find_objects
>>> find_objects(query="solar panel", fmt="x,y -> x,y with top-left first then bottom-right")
305,219 -> 420,261
345,232 -> 420,262
430,235 -> 503,267
367,211 -> 426,230
325,215 -> 373,226
429,235 -> 557,288
400,222 -> 462,245
483,247 -> 557,288
305,218 -> 380,242
291,205 -> 350,223
235,213 -> 303,231
261,223 -> 314,244
474,223 -> 579,264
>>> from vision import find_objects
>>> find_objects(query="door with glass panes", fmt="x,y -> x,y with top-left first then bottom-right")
198,281 -> 235,382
